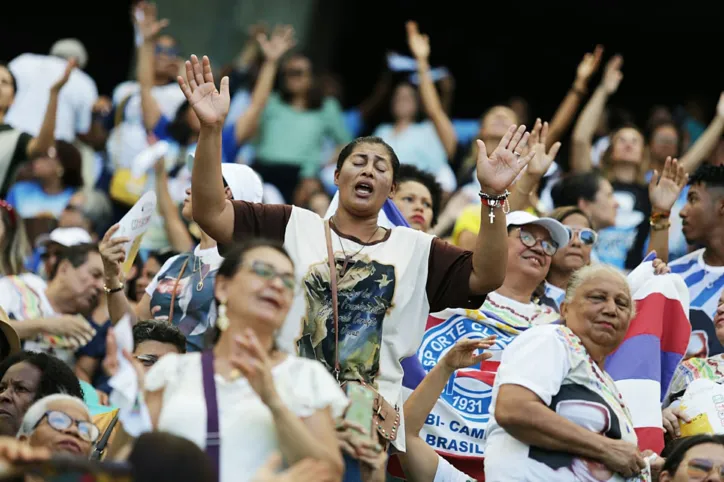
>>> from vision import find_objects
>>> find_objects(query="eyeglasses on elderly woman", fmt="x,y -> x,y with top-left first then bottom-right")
33,410 -> 100,443
517,228 -> 559,256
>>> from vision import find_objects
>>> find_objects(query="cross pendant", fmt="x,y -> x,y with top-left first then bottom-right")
488,209 -> 495,224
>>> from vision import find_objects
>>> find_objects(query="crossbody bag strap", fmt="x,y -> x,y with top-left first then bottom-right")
167,255 -> 190,323
324,220 -> 341,380
201,351 -> 220,481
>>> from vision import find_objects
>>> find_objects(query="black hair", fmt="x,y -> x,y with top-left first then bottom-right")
167,101 -> 194,145
207,239 -> 293,348
278,53 -> 324,110
688,163 -> 724,189
661,434 -> 724,477
53,140 -> 84,189
133,320 -> 187,354
397,164 -> 442,226
48,243 -> 99,281
0,62 -> 16,96
0,351 -> 83,401
335,136 -> 401,184
130,432 -> 215,482
551,171 -> 605,208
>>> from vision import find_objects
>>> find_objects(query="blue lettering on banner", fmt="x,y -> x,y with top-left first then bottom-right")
416,314 -> 517,458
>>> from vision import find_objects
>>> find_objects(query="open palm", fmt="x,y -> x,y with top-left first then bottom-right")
134,2 -> 169,42
258,25 -> 296,62
442,337 -> 496,371
406,21 -> 430,60
524,119 -> 561,178
178,55 -> 230,126
649,156 -> 687,212
477,124 -> 534,194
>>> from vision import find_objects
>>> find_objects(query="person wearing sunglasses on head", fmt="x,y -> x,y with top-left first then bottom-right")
17,394 -> 98,457
541,206 -> 598,312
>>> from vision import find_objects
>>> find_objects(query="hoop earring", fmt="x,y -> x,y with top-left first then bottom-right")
216,301 -> 229,331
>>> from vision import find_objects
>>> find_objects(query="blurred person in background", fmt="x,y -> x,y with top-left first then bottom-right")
0,62 -> 71,196
57,189 -> 113,241
6,141 -> 84,220
0,351 -> 84,437
5,39 -> 98,145
0,201 -> 31,278
550,170 -> 619,233
0,244 -> 100,365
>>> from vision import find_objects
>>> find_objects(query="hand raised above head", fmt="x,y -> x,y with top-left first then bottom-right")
177,55 -> 230,127
257,25 -> 296,63
476,124 -> 535,195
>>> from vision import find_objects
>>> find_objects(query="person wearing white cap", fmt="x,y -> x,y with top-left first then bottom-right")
4,40 -> 98,143
35,227 -> 93,281
99,162 -> 264,353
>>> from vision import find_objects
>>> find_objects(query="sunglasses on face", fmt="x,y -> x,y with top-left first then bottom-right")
686,457 -> 724,479
565,227 -> 598,246
518,229 -> 558,256
34,410 -> 100,443
135,354 -> 159,367
155,45 -> 178,57
245,260 -> 296,292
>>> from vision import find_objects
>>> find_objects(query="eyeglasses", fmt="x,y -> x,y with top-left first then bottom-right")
135,354 -> 159,367
245,260 -> 296,292
517,229 -> 558,256
564,227 -> 598,246
686,457 -> 724,479
155,45 -> 179,57
34,410 -> 100,443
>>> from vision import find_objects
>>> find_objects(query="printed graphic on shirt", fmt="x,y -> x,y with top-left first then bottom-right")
595,190 -> 645,270
150,254 -> 217,352
297,253 -> 395,386
530,384 -> 623,481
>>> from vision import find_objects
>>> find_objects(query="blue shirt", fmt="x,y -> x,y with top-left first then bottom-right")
6,181 -> 74,219
76,320 -> 113,394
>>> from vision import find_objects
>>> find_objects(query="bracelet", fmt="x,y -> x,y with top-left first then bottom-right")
104,282 -> 124,294
571,85 -> 587,96
650,211 -> 671,224
650,221 -> 671,231
479,189 -> 510,223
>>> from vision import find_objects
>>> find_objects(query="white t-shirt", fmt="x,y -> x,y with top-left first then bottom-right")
230,202 -> 486,450
0,273 -> 76,365
107,80 -> 186,170
146,352 -> 348,482
6,54 -> 98,141
484,324 -> 645,482
434,456 -> 475,482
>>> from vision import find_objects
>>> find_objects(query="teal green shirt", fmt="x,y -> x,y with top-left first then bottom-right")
255,94 -> 351,178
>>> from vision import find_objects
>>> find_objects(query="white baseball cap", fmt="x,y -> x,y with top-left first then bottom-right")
36,227 -> 92,249
505,211 -> 570,249
220,164 -> 264,203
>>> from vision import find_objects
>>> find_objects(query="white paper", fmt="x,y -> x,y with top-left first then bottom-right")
131,140 -> 169,178
111,191 -> 156,274
679,378 -> 724,435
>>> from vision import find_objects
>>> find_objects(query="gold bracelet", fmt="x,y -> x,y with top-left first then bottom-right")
103,281 -> 124,294
650,221 -> 671,231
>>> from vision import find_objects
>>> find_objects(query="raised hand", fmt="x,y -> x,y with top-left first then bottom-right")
441,336 -> 496,372
257,25 -> 296,63
134,2 -> 169,43
648,156 -> 687,213
177,55 -> 230,127
476,124 -> 535,194
230,328 -> 279,406
575,45 -> 604,86
602,55 -> 623,94
99,224 -> 129,281
523,119 -> 561,179
406,21 -> 430,61
50,59 -> 76,94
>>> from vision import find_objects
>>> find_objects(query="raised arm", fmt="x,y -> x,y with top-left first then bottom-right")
570,55 -> 623,173
469,125 -> 535,293
546,45 -> 603,148
400,338 -> 493,482
25,61 -> 74,158
179,55 -> 235,245
647,157 -> 688,262
678,93 -> 724,174
135,2 -> 168,132
153,159 -> 193,252
406,21 -> 457,158
234,25 -> 296,145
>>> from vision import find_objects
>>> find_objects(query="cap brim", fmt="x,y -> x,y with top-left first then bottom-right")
0,320 -> 21,358
531,219 -> 570,249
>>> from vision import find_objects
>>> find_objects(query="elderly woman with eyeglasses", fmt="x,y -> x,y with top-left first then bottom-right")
112,240 -> 346,482
17,393 -> 98,457
485,264 -> 668,481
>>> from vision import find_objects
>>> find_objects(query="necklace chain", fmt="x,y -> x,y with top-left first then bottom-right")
193,255 -> 211,291
331,216 -> 381,274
